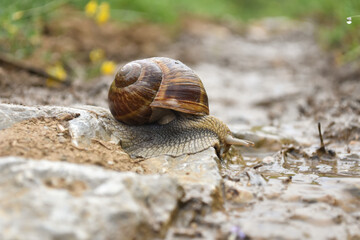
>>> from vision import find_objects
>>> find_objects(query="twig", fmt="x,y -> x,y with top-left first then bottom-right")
315,122 -> 336,157
318,122 -> 325,149
253,164 -> 263,169
91,138 -> 112,150
0,53 -> 71,86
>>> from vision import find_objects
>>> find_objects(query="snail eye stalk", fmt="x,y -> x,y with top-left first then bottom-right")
225,135 -> 254,147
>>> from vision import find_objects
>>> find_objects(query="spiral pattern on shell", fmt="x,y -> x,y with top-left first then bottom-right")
108,57 -> 209,125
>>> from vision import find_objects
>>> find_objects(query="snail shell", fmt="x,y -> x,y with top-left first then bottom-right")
108,57 -> 209,125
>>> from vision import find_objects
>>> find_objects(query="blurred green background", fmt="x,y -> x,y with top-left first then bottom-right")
0,0 -> 359,64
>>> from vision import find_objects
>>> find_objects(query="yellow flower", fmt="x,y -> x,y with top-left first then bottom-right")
12,11 -> 24,21
46,64 -> 67,87
89,48 -> 105,63
85,0 -> 98,17
4,23 -> 18,35
101,61 -> 116,75
96,2 -> 110,24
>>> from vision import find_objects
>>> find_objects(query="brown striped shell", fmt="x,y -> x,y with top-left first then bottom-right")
108,57 -> 209,125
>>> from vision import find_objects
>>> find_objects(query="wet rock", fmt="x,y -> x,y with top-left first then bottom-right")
0,157 -> 182,240
140,149 -> 226,235
143,148 -> 224,209
263,179 -> 286,199
281,183 -> 335,204
233,125 -> 300,152
224,180 -> 254,204
245,169 -> 267,186
262,155 -> 276,164
291,173 -> 319,184
229,198 -> 360,240
216,171 -> 360,240
314,178 -> 360,212
324,115 -> 360,142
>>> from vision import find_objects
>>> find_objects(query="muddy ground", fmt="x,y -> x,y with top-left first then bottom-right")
1,13 -> 360,239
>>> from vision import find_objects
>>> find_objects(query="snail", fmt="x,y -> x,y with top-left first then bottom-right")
108,57 -> 253,158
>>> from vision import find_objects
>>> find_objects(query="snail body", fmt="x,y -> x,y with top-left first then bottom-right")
108,57 -> 253,158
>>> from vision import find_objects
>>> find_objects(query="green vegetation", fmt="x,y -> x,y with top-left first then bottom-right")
0,0 -> 359,62
0,0 -> 68,58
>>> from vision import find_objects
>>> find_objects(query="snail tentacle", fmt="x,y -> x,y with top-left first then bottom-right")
225,135 -> 254,147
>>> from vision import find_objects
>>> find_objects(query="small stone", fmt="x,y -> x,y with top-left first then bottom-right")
262,156 -> 275,164
71,139 -> 79,147
58,136 -> 67,143
131,166 -> 145,174
225,181 -> 254,203
278,176 -> 292,184
57,124 -> 66,132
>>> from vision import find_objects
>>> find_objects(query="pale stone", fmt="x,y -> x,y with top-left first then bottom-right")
224,180 -> 254,203
0,157 -> 182,240
143,148 -> 224,209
